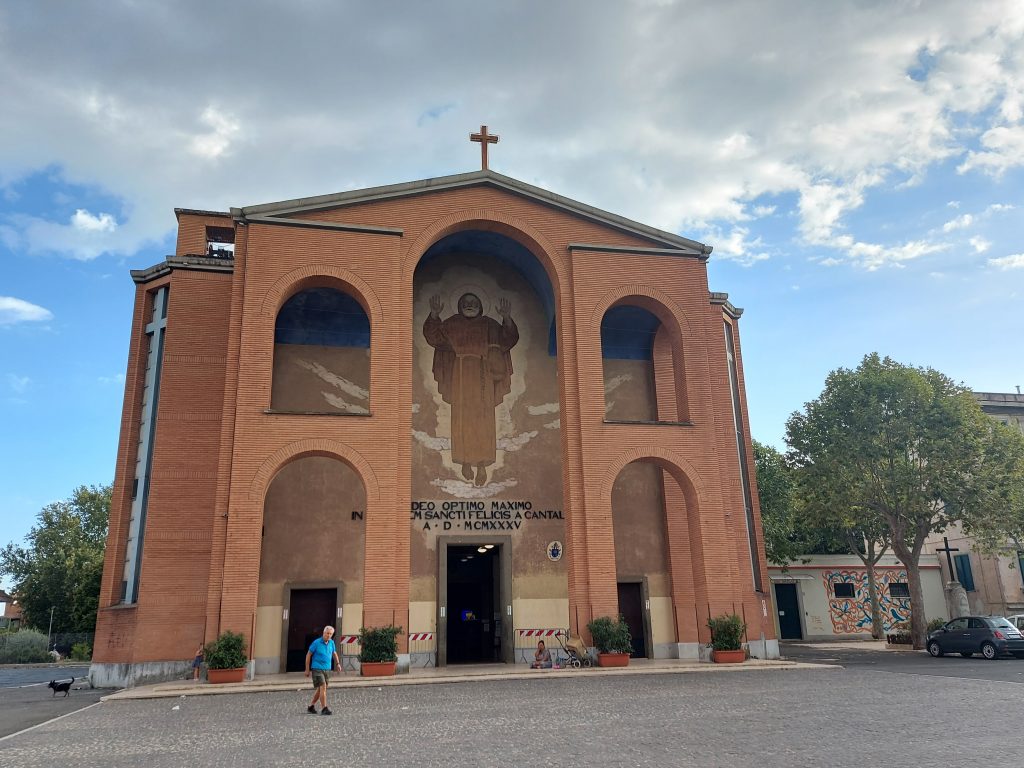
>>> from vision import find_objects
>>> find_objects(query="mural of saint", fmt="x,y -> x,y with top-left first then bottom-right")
424,292 -> 519,486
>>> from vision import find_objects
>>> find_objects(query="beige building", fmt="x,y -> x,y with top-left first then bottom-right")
769,555 -> 946,640
923,390 -> 1024,618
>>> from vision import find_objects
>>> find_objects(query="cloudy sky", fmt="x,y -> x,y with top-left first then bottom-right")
2,1 -> 1023,558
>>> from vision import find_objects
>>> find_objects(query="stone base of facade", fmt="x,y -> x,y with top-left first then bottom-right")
746,639 -> 780,659
653,642 -> 688,659
254,656 -> 279,676
408,651 -> 436,669
254,654 -> 413,675
90,661 -> 193,689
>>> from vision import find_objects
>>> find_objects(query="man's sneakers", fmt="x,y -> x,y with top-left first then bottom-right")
307,705 -> 317,714
321,707 -> 333,716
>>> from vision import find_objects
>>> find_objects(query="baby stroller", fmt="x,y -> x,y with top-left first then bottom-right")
556,632 -> 593,668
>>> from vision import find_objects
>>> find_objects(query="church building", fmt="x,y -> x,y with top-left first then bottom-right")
91,151 -> 776,686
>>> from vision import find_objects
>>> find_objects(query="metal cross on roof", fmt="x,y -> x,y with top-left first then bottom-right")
470,125 -> 499,170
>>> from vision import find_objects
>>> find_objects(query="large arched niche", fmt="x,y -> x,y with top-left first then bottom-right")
253,455 -> 366,674
601,298 -> 687,423
610,459 -> 680,657
408,228 -> 567,659
271,285 -> 371,413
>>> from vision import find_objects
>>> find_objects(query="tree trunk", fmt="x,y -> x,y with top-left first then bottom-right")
864,559 -> 884,640
890,538 -> 928,649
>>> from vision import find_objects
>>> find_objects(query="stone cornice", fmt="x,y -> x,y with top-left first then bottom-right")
131,255 -> 234,284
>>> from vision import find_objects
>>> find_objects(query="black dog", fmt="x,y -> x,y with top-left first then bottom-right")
47,677 -> 74,697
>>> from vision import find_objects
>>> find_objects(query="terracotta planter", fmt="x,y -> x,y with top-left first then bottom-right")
360,661 -> 397,677
597,652 -> 630,667
207,667 -> 246,683
712,649 -> 745,664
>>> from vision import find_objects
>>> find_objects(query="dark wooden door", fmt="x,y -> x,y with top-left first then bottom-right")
287,589 -> 336,672
617,582 -> 647,658
774,583 -> 803,640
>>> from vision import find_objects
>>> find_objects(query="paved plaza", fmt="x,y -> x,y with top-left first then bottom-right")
1,660 -> 1020,767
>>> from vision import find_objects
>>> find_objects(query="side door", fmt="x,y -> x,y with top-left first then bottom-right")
774,583 -> 803,640
942,618 -> 968,652
966,618 -> 989,653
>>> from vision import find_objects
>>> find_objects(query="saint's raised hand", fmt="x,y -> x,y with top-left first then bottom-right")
498,298 -> 511,318
429,295 -> 444,317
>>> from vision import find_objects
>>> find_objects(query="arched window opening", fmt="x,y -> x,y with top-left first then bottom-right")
601,303 -> 686,423
601,306 -> 658,422
271,287 -> 370,413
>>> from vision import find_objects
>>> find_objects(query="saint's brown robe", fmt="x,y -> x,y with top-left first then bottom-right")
424,311 -> 519,467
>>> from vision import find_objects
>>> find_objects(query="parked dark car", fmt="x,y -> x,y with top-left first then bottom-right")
927,616 -> 1024,659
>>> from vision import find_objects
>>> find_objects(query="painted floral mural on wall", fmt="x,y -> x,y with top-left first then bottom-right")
823,569 -> 911,634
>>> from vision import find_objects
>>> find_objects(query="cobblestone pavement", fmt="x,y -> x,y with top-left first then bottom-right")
1,667 -> 1018,767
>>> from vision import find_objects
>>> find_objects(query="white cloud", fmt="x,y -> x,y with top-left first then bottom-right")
71,209 -> 117,232
0,1 -> 1021,269
702,225 -> 769,266
959,125 -> 1024,176
0,296 -> 53,325
942,213 -> 974,232
818,235 -> 947,270
496,431 -> 538,452
986,203 -> 1015,214
527,402 -> 560,415
969,236 -> 991,253
98,373 -> 125,385
6,374 -> 30,394
188,106 -> 241,159
988,253 -> 1024,269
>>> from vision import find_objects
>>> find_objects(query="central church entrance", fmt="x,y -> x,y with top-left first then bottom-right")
438,537 -> 513,665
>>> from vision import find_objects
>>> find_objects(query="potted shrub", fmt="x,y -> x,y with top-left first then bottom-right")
358,625 -> 402,677
203,630 -> 248,683
886,621 -> 912,646
586,615 -> 633,667
707,613 -> 746,663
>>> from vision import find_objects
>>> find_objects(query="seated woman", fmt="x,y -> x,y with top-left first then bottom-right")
531,640 -> 552,669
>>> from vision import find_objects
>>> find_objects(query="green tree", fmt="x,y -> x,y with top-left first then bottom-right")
962,419 -> 1024,556
0,484 -> 110,633
786,354 -> 990,649
753,440 -> 806,565
754,439 -> 848,563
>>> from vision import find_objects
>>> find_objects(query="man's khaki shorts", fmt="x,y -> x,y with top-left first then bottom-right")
311,669 -> 330,687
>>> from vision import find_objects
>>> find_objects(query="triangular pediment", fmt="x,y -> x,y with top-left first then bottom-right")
230,170 -> 710,256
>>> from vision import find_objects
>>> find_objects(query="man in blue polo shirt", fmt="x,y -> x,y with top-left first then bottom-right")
305,625 -> 342,715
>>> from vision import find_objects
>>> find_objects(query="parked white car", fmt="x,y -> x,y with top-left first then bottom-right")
1007,615 -> 1024,632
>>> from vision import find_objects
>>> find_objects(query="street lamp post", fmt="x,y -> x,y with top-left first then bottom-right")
46,606 -> 54,652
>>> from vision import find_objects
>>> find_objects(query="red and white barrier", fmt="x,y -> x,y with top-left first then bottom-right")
516,628 -> 565,638
408,632 -> 434,642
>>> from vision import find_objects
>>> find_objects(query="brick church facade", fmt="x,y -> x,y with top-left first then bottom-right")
90,169 -> 776,686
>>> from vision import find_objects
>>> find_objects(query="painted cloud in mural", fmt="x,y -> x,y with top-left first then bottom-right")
295,358 -> 369,414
